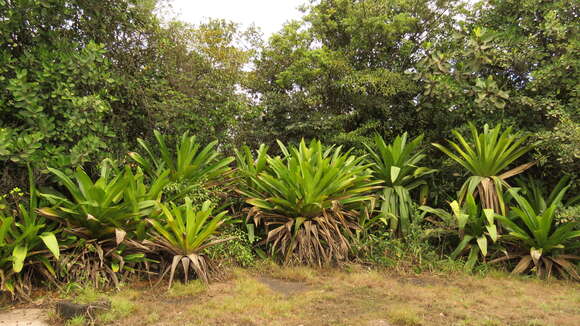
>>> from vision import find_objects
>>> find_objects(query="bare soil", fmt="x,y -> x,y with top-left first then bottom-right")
0,308 -> 49,326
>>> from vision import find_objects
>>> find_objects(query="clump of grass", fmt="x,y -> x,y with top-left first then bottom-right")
64,315 -> 86,326
72,286 -> 104,304
234,276 -> 272,297
145,311 -> 161,324
63,286 -> 136,324
46,310 -> 60,324
167,280 -> 207,297
186,273 -> 307,324
98,296 -> 135,323
257,260 -> 318,282
387,308 -> 423,326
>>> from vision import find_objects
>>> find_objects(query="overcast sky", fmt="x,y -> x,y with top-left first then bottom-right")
162,0 -> 307,36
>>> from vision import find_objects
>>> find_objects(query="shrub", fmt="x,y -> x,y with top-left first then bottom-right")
148,198 -> 232,287
128,131 -> 234,201
494,188 -> 579,280
236,139 -> 380,265
352,222 -> 442,273
420,193 -> 499,271
204,225 -> 256,267
433,123 -> 537,215
39,162 -> 168,287
0,166 -> 60,300
364,133 -> 436,236
513,175 -> 579,214
41,162 -> 168,240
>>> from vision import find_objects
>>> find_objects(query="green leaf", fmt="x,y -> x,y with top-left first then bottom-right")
12,245 -> 28,273
476,236 -> 488,256
483,209 -> 495,225
39,232 -> 60,259
246,224 -> 255,243
451,235 -> 473,259
390,166 -> 401,184
486,224 -> 498,242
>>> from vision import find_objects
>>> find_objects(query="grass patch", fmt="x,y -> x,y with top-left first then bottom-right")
47,265 -> 580,326
64,315 -> 86,326
71,286 -> 104,304
257,260 -> 318,282
58,285 -> 136,325
98,295 -> 135,324
167,280 -> 207,297
145,311 -> 160,324
387,308 -> 423,326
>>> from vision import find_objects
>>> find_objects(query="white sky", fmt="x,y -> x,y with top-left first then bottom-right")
162,0 -> 307,36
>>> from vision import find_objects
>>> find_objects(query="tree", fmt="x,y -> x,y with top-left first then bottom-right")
417,0 -> 579,180
0,0 -> 160,190
247,0 -> 461,148
0,1 -> 255,192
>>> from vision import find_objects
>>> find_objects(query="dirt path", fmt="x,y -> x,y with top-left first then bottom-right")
0,309 -> 49,326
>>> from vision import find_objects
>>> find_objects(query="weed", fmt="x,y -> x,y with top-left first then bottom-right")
353,223 -> 444,274
204,225 -> 256,267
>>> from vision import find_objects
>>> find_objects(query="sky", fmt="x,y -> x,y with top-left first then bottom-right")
161,0 -> 307,37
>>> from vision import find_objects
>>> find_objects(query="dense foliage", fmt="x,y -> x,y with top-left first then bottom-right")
0,0 -> 254,191
1,0 -> 579,301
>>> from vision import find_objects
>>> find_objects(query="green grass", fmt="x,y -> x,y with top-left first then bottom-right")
58,285 -> 137,325
64,315 -> 86,326
167,280 -> 207,297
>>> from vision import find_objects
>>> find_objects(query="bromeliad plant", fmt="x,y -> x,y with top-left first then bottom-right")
0,167 -> 60,300
129,131 -> 234,196
38,163 -> 169,287
148,198 -> 232,288
41,163 -> 168,240
364,133 -> 436,236
433,123 -> 538,215
234,144 -> 269,190
236,139 -> 380,266
421,193 -> 499,271
514,175 -> 580,215
493,188 -> 580,280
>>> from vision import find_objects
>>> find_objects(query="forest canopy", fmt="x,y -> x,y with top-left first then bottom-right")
1,0 -> 578,202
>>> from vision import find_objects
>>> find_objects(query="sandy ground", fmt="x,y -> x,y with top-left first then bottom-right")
0,309 -> 49,326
